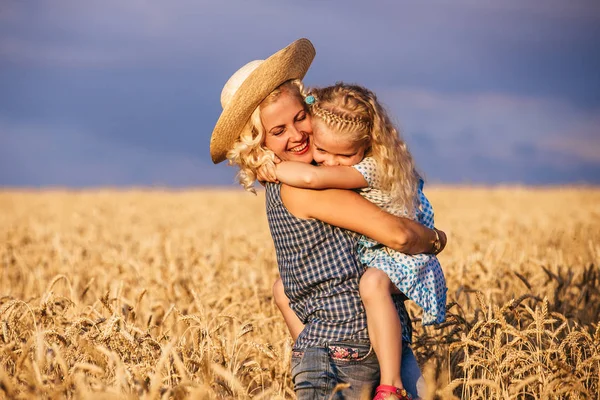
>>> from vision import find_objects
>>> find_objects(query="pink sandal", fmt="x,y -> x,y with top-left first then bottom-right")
373,384 -> 412,400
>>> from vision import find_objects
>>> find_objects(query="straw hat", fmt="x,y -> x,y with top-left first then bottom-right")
210,38 -> 316,164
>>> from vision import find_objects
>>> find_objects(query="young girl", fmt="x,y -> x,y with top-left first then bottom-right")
262,82 -> 447,400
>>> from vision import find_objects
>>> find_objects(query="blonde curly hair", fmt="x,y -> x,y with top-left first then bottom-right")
309,82 -> 421,216
226,79 -> 308,192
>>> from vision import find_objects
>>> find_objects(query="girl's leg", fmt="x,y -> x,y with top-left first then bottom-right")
359,268 -> 404,391
273,278 -> 305,341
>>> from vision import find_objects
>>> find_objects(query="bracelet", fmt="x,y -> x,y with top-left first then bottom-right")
432,228 -> 441,254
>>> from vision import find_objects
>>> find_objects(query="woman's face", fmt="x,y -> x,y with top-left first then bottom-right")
261,90 -> 313,163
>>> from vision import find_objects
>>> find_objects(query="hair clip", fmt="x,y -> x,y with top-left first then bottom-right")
304,95 -> 316,105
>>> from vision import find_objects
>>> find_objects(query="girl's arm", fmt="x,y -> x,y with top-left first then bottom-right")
275,161 -> 368,190
280,184 -> 445,255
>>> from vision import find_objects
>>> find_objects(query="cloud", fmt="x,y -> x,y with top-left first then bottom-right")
0,0 -> 598,185
0,120 -> 237,187
372,87 -> 600,183
0,37 -> 132,67
541,115 -> 600,163
2,0 -> 598,97
0,0 -> 310,69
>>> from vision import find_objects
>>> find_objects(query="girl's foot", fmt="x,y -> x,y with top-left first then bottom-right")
373,384 -> 412,400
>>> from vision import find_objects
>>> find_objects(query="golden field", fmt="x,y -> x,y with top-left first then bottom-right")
1,187 -> 599,399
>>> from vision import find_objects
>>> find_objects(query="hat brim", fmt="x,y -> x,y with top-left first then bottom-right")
210,38 -> 316,164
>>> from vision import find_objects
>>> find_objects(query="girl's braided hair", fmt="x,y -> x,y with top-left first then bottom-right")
309,82 -> 420,215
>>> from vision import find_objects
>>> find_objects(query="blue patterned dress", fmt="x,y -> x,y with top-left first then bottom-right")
353,157 -> 447,325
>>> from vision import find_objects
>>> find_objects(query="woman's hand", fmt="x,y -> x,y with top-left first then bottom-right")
436,228 -> 447,254
430,228 -> 447,255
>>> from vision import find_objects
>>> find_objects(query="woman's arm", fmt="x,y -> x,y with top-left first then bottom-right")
276,161 -> 367,189
281,185 -> 445,255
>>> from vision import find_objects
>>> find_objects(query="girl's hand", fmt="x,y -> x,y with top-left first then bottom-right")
257,159 -> 279,183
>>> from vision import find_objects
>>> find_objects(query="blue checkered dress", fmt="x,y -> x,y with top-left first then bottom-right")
265,183 -> 412,349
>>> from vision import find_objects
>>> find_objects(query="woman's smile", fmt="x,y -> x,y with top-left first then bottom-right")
288,138 -> 310,154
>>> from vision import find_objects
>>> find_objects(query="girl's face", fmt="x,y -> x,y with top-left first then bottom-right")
312,121 -> 367,166
261,91 -> 313,163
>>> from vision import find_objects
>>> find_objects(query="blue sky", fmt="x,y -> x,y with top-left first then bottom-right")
1,0 -> 599,187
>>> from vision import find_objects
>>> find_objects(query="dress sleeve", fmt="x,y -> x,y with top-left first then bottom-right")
352,157 -> 381,189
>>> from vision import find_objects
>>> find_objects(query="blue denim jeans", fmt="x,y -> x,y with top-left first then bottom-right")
291,341 -> 424,399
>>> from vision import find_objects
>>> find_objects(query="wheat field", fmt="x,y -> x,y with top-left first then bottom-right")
0,187 -> 599,399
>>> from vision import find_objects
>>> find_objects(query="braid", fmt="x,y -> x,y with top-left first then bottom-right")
310,103 -> 371,131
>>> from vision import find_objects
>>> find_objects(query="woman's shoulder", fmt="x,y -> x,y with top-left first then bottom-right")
279,184 -> 314,218
264,182 -> 282,208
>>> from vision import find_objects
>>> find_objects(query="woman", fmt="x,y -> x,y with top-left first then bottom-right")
210,38 -> 445,399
